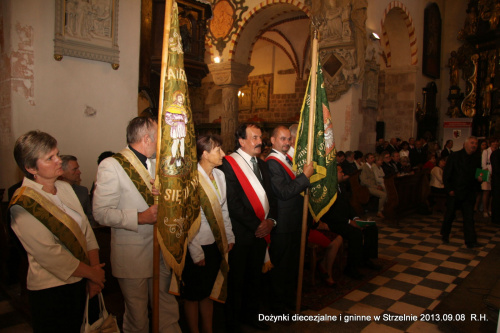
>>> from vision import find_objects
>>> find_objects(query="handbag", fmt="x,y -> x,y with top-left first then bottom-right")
81,293 -> 120,333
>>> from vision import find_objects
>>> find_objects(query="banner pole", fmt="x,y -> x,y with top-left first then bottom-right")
296,28 -> 319,313
153,0 -> 173,332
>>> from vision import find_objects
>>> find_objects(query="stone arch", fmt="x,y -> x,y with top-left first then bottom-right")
228,0 -> 309,64
380,1 -> 418,67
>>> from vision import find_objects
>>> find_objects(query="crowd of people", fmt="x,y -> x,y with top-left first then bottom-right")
345,135 -> 499,249
7,118 -> 500,332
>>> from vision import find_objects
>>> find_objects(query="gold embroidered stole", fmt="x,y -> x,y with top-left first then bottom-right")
113,149 -> 154,205
199,172 -> 229,303
9,187 -> 89,265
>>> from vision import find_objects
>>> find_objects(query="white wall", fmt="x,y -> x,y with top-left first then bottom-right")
2,0 -> 141,195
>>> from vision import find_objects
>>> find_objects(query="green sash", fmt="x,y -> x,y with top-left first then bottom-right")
9,186 -> 89,265
198,172 -> 229,303
113,149 -> 154,205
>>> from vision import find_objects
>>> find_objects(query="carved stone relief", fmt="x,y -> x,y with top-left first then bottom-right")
314,0 -> 367,102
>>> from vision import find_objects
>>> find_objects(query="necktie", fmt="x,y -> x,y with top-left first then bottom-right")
286,155 -> 293,166
251,157 -> 263,183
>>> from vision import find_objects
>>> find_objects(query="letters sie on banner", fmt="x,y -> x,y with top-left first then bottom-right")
293,59 -> 338,222
157,1 -> 200,279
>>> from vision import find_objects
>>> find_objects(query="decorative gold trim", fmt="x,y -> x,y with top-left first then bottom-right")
118,149 -> 153,192
461,54 -> 479,118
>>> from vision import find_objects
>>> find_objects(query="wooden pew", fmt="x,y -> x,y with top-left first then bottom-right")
383,170 -> 430,225
348,170 -> 370,216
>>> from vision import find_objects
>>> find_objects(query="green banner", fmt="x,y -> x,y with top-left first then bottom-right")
157,1 -> 200,278
293,59 -> 338,221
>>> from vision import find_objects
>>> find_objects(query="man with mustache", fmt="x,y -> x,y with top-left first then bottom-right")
266,126 -> 313,314
221,123 -> 278,331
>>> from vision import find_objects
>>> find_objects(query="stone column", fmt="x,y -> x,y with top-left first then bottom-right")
208,62 -> 253,153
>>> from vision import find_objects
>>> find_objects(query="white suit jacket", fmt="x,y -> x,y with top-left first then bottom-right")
93,148 -> 156,278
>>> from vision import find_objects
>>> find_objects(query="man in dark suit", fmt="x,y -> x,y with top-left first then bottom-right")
386,138 -> 398,154
341,151 -> 358,176
266,126 -> 313,314
490,149 -> 500,225
323,165 -> 380,279
441,136 -> 483,248
221,123 -> 278,331
441,139 -> 454,158
381,151 -> 400,177
409,139 -> 426,167
59,155 -> 96,226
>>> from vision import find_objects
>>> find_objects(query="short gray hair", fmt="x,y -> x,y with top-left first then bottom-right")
60,155 -> 77,171
126,116 -> 157,144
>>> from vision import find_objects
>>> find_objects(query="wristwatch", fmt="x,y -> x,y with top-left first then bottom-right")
270,218 -> 277,227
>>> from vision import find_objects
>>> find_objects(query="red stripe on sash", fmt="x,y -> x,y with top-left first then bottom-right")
265,156 -> 296,180
225,155 -> 266,221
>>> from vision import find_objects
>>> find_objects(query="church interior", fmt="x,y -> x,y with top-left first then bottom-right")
1,0 -> 500,332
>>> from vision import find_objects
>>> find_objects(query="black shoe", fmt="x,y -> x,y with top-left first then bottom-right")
441,236 -> 449,244
363,259 -> 382,271
345,266 -> 364,280
466,242 -> 484,249
242,318 -> 270,331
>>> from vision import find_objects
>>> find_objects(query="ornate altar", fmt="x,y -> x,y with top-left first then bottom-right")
449,0 -> 500,138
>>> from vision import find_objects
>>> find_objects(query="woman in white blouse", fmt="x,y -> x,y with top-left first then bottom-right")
10,131 -> 105,332
182,134 -> 235,333
430,158 -> 447,194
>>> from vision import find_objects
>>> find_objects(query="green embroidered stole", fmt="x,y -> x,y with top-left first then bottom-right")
199,172 -> 229,303
9,186 -> 89,265
113,149 -> 154,205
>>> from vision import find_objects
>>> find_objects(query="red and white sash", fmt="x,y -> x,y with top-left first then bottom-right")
225,152 -> 269,220
266,150 -> 296,180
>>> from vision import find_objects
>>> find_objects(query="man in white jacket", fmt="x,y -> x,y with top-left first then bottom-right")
93,116 -> 180,333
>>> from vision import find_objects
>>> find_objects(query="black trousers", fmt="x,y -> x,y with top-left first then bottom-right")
225,237 -> 267,327
269,230 -> 301,310
29,279 -> 87,333
441,193 -> 477,245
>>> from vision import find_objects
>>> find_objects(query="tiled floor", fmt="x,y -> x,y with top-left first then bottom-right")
1,211 -> 500,332
298,212 -> 500,332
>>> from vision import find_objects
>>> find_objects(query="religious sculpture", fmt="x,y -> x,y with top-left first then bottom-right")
448,51 -> 460,87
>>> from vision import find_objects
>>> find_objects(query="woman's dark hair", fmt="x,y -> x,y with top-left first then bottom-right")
14,130 -> 57,179
197,134 -> 223,161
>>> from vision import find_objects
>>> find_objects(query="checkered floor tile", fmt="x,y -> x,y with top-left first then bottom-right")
308,211 -> 500,332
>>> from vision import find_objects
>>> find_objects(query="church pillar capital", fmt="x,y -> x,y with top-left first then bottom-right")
208,61 -> 254,152
208,62 -> 254,87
